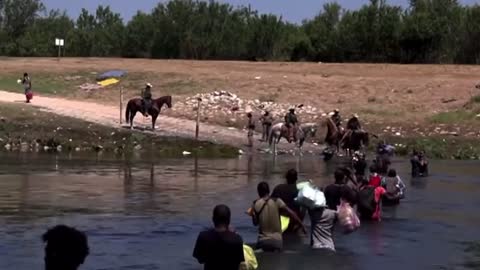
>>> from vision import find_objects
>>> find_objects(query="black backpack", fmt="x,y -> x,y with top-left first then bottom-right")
358,186 -> 376,213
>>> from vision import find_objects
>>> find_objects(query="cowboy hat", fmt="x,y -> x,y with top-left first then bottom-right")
353,113 -> 359,118
146,83 -> 153,88
334,108 -> 339,113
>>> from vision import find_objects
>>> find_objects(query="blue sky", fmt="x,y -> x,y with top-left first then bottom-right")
43,0 -> 478,23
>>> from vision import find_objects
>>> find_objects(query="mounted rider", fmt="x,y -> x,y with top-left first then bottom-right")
331,109 -> 342,128
141,83 -> 153,117
284,108 -> 298,142
341,113 -> 362,145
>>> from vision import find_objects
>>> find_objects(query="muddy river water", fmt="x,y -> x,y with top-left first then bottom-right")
0,152 -> 479,270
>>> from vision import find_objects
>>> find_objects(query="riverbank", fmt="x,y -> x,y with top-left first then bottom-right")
1,58 -> 480,159
0,102 -> 238,158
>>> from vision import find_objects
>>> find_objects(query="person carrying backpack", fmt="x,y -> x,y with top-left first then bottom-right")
357,178 -> 386,221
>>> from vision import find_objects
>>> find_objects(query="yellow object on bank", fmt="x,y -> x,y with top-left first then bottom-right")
97,78 -> 120,87
243,244 -> 258,270
281,215 -> 290,232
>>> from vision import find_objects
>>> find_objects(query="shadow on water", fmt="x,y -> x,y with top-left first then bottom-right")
0,152 -> 480,269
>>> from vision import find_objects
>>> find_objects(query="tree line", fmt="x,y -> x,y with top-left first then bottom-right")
1,0 -> 479,64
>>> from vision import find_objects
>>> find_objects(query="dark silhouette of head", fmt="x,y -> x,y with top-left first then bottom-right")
43,225 -> 89,270
24,73 -> 28,77
387,169 -> 397,178
212,204 -> 231,228
334,169 -> 346,184
285,169 -> 298,184
257,182 -> 270,198
247,113 -> 252,118
369,165 -> 377,174
264,111 -> 269,116
289,108 -> 295,113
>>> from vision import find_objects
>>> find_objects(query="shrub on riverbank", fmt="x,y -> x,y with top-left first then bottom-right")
0,103 -> 238,158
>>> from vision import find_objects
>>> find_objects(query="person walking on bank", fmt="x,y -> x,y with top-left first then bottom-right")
21,73 -> 32,103
260,111 -> 273,142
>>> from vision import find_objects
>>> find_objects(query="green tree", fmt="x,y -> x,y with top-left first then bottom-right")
123,11 -> 154,58
18,9 -> 73,56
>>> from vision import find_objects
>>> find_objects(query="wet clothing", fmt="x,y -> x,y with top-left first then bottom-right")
368,173 -> 383,188
272,184 -> 304,232
308,208 -> 337,251
193,229 -> 244,270
353,158 -> 367,177
324,184 -> 357,210
252,197 -> 287,251
358,185 -> 386,221
383,176 -> 406,200
346,117 -> 361,131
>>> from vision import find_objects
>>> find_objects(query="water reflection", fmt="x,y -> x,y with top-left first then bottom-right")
0,153 -> 480,270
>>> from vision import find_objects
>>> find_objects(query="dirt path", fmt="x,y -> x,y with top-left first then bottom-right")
0,90 -> 319,152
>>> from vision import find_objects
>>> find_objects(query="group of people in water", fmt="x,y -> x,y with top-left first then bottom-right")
192,150 -> 413,270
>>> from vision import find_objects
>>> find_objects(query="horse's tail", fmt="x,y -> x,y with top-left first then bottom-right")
125,101 -> 131,124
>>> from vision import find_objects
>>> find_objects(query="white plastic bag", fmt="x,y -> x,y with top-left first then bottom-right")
295,181 -> 326,209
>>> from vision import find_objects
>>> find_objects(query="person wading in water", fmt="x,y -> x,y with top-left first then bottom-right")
260,111 -> 273,142
247,113 -> 255,147
284,108 -> 298,143
141,83 -> 153,117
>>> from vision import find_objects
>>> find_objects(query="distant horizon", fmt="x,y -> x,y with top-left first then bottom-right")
42,0 -> 479,23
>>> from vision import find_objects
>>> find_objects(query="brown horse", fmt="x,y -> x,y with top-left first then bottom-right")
325,117 -> 344,152
125,96 -> 172,130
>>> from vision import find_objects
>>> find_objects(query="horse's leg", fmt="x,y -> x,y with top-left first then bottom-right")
152,114 -> 158,130
130,111 -> 136,130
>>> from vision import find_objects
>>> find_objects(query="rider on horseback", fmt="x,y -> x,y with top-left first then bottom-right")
284,108 -> 298,142
141,83 -> 153,117
341,114 -> 362,145
331,109 -> 342,128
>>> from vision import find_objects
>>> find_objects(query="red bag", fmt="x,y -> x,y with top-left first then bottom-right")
337,200 -> 360,234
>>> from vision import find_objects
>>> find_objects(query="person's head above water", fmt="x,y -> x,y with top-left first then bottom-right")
334,168 -> 346,184
257,182 -> 270,198
43,225 -> 89,270
387,169 -> 397,178
285,169 -> 298,184
24,73 -> 28,77
212,204 -> 231,228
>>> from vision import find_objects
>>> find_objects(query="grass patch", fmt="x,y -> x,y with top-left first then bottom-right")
377,135 -> 480,160
429,110 -> 477,124
0,102 -> 238,158
0,73 -> 72,95
470,95 -> 480,104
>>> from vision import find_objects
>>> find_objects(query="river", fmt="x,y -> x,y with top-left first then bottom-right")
0,152 -> 479,270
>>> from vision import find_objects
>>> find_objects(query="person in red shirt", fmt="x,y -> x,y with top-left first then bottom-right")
368,166 -> 382,188
358,177 -> 386,222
